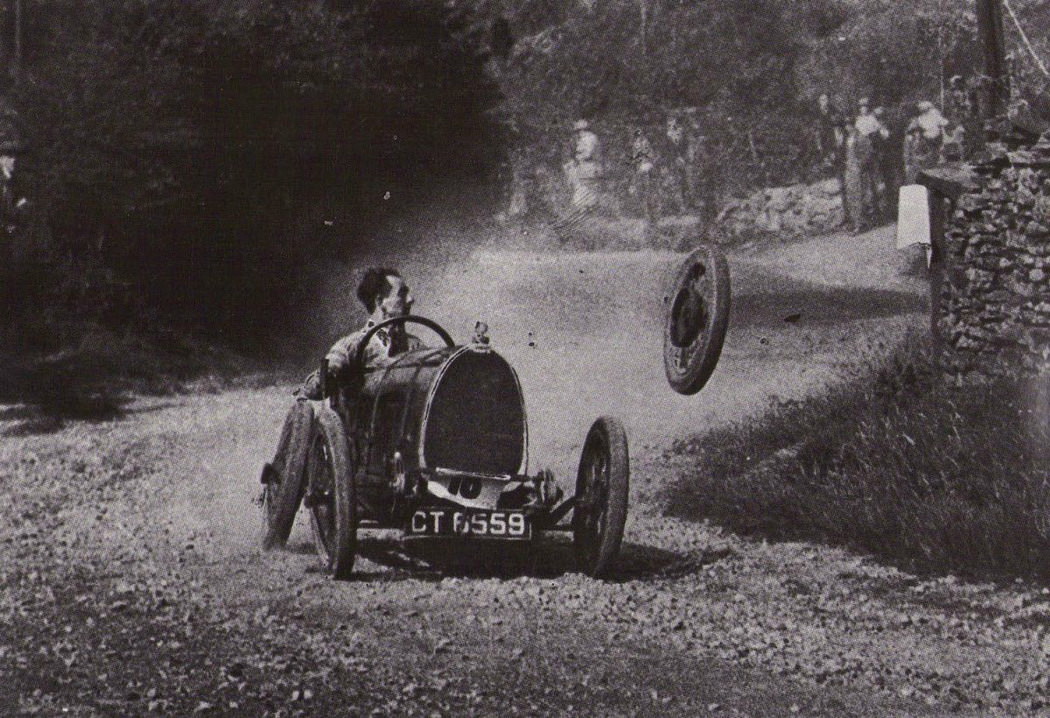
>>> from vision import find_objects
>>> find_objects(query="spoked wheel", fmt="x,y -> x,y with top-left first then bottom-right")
572,416 -> 629,578
306,407 -> 357,580
663,244 -> 731,395
260,401 -> 314,550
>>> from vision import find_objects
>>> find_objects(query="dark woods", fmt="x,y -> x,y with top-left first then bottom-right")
0,0 -> 503,352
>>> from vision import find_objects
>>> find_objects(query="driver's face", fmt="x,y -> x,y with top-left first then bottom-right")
378,274 -> 413,319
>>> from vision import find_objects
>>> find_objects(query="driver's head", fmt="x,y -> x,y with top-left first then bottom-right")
358,267 -> 413,319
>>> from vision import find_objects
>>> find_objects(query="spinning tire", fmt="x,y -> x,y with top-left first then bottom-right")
260,401 -> 314,550
572,417 -> 630,579
307,407 -> 358,580
663,244 -> 731,395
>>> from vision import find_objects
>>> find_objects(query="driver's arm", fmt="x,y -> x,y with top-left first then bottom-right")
324,333 -> 360,377
297,330 -> 368,400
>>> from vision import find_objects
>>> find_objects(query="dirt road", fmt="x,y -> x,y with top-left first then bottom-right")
4,227 -> 1049,716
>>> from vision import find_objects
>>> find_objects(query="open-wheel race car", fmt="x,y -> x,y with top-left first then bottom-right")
260,316 -> 629,580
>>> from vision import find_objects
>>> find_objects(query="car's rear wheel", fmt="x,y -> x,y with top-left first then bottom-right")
572,416 -> 629,578
307,407 -> 357,580
260,401 -> 314,550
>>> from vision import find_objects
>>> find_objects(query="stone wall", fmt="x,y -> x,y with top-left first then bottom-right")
715,178 -> 844,238
940,135 -> 1050,376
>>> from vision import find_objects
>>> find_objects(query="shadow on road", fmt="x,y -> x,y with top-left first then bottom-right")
314,532 -> 735,584
730,274 -> 926,328
0,400 -> 181,437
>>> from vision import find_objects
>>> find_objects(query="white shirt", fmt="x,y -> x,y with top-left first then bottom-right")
855,114 -> 888,139
916,108 -> 950,140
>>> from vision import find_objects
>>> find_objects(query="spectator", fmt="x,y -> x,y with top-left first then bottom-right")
899,99 -> 952,181
942,77 -> 979,162
683,111 -> 703,211
855,97 -> 889,140
564,118 -> 602,211
815,92 -> 845,177
853,98 -> 886,226
842,124 -> 866,234
629,126 -> 658,225
0,96 -> 25,231
946,75 -> 975,123
871,106 -> 897,221
663,113 -> 688,214
913,100 -> 950,148
902,122 -> 921,184
940,123 -> 966,163
692,132 -> 718,225
555,118 -> 603,237
902,120 -> 937,184
881,106 -> 909,221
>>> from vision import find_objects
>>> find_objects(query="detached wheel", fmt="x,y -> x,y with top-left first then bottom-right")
260,401 -> 314,550
572,416 -> 629,578
306,407 -> 357,580
663,244 -> 731,395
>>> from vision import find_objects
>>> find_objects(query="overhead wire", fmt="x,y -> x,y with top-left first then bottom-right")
1001,0 -> 1050,79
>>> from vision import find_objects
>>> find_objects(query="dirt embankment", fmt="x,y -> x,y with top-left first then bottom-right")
4,227 -> 1047,717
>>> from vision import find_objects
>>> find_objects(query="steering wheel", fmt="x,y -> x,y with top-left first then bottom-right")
350,315 -> 455,370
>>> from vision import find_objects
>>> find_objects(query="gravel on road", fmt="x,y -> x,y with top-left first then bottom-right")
4,227 -> 1044,716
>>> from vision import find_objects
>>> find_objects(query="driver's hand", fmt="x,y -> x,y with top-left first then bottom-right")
298,370 -> 323,400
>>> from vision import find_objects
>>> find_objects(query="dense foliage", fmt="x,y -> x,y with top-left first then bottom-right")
1,0 -> 1047,356
475,0 -> 1047,204
2,0 -> 502,349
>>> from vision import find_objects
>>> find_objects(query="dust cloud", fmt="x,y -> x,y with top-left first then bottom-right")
185,224 -> 924,555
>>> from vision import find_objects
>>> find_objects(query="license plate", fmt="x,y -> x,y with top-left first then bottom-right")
408,509 -> 532,540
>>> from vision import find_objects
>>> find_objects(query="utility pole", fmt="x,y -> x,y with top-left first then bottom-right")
975,0 -> 1009,122
12,0 -> 21,80
638,0 -> 648,58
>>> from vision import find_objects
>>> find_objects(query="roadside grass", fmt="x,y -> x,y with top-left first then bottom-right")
664,334 -> 1050,581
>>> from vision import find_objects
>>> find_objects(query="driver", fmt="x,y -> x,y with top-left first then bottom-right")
299,267 -> 421,399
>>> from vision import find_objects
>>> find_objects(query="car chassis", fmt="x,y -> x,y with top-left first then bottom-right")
261,315 -> 629,580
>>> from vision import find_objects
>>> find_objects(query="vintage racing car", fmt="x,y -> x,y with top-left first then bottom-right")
260,315 -> 629,580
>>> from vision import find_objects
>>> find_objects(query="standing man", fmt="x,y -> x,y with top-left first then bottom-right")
902,121 -> 927,185
913,100 -> 950,151
0,95 -> 25,231
842,124 -> 866,234
556,118 -> 603,237
663,113 -> 688,214
567,118 -> 602,211
630,126 -> 658,226
904,100 -> 951,171
854,98 -> 888,226
871,106 -> 898,220
692,132 -> 718,226
815,92 -> 845,179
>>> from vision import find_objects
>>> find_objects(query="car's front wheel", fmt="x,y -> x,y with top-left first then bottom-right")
572,416 -> 629,578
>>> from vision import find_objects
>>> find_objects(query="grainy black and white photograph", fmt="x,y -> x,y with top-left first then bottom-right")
2,0 -> 1050,715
